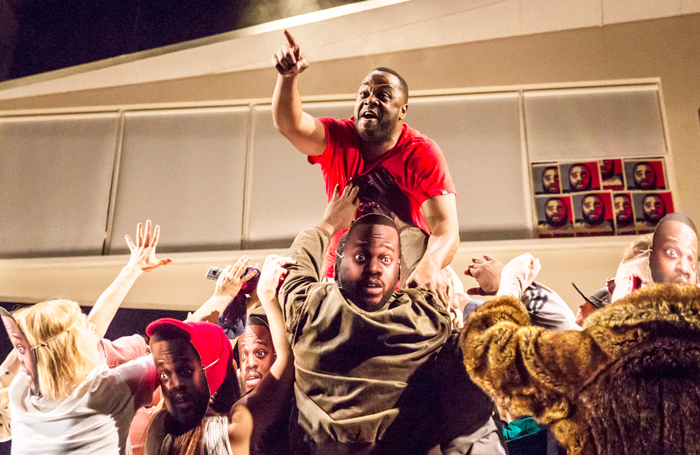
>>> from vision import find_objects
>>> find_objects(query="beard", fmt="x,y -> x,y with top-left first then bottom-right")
644,207 -> 666,224
544,184 -> 559,193
545,212 -> 568,228
601,166 -> 614,180
616,213 -> 633,226
164,389 -> 210,435
636,176 -> 657,190
355,112 -> 398,144
571,179 -> 591,191
582,210 -> 605,226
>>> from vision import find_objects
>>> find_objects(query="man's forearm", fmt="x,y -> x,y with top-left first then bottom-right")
420,193 -> 459,269
272,74 -> 303,134
421,225 -> 459,269
282,227 -> 331,288
186,295 -> 230,323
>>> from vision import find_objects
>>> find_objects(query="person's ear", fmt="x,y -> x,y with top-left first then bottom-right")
398,104 -> 408,121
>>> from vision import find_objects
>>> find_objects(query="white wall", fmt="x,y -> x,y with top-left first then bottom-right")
0,10 -> 698,314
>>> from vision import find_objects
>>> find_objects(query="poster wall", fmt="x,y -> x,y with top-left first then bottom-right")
532,158 -> 673,238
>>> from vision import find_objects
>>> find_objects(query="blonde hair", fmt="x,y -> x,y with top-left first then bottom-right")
14,299 -> 94,400
620,234 -> 653,265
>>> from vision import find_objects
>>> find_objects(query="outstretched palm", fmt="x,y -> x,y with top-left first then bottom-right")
125,220 -> 173,272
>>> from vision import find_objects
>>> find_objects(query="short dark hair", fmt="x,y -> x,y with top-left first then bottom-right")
569,163 -> 588,174
642,193 -> 664,206
633,161 -> 654,173
372,67 -> 408,103
545,196 -> 566,207
582,193 -> 603,205
347,213 -> 400,241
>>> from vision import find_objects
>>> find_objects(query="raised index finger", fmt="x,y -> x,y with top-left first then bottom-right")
284,29 -> 297,47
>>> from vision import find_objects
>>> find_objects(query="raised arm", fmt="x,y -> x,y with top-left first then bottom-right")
406,193 -> 459,304
186,256 -> 256,323
271,29 -> 326,156
234,254 -> 295,444
278,183 -> 358,333
465,255 -> 504,296
88,221 -> 172,338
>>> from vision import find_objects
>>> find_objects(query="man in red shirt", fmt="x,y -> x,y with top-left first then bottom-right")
271,30 -> 458,303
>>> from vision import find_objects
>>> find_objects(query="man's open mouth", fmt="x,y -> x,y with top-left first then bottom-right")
361,110 -> 378,120
246,372 -> 262,386
361,281 -> 383,294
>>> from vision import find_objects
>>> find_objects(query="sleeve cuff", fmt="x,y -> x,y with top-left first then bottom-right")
313,225 -> 332,242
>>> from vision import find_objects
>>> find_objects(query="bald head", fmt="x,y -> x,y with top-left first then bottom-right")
650,213 -> 698,285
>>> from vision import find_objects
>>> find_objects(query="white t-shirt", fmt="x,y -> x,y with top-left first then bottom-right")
9,356 -> 156,455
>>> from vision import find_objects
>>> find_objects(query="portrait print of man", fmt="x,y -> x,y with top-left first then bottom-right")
624,159 -> 667,191
573,192 -> 614,236
599,159 -> 623,191
537,195 -> 574,238
533,164 -> 561,195
561,162 -> 601,193
634,192 -> 674,234
613,192 -> 636,235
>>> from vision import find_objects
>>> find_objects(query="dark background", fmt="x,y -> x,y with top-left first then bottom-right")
0,302 -> 189,454
0,0 -> 363,82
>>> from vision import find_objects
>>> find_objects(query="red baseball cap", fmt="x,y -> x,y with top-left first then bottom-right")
146,319 -> 231,396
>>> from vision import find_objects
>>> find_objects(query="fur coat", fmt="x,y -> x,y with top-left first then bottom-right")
461,284 -> 700,455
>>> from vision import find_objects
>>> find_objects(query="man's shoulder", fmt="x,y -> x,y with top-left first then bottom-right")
320,117 -> 356,134
287,279 -> 343,310
317,118 -> 360,154
391,289 -> 448,314
402,123 -> 440,151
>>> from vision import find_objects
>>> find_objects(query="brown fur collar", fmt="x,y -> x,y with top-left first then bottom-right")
584,284 -> 700,332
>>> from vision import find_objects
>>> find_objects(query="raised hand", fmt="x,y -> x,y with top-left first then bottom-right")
257,255 -> 296,304
213,256 -> 257,301
89,220 -> 172,337
320,183 -> 360,236
356,168 -> 413,226
124,220 -> 173,273
464,255 -> 503,296
272,29 -> 309,77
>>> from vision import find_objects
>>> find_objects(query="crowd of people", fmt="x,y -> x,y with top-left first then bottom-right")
0,30 -> 698,455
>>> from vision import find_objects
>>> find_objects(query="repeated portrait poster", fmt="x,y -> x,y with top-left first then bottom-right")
572,192 -> 614,237
633,191 -> 674,234
536,195 -> 574,238
600,159 -> 624,191
531,158 -> 673,238
624,159 -> 667,191
559,162 -> 601,193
